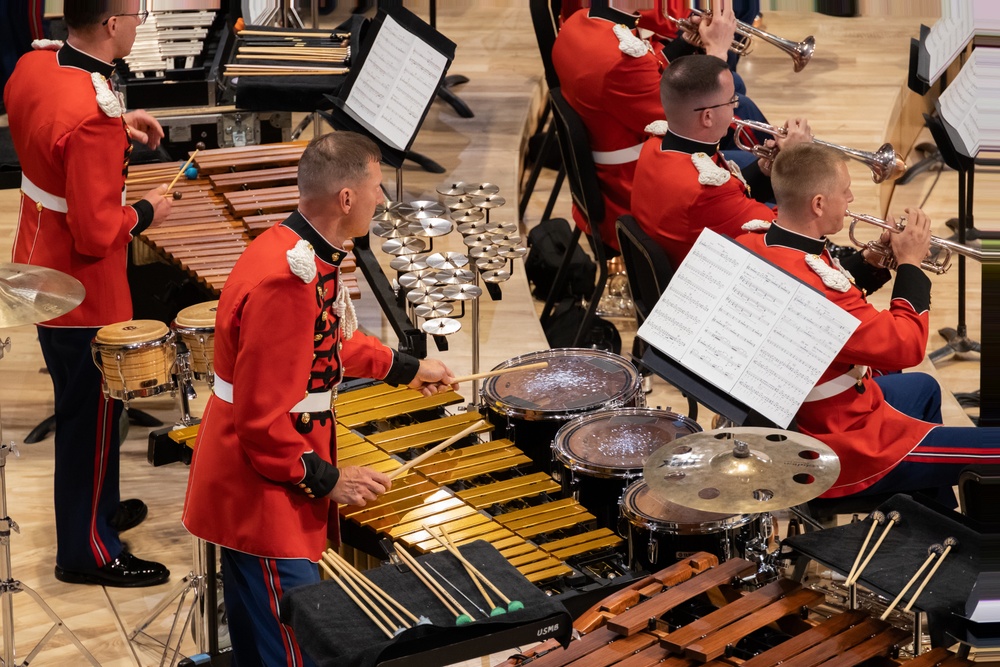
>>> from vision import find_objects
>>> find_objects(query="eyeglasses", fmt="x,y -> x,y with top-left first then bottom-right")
102,11 -> 150,26
693,95 -> 740,112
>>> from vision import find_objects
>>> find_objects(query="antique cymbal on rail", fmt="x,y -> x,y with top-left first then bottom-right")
372,201 -> 406,222
464,183 -> 500,197
406,217 -> 453,238
399,200 -> 447,220
422,317 -> 461,335
436,181 -> 468,197
0,263 -> 86,328
642,427 -> 840,513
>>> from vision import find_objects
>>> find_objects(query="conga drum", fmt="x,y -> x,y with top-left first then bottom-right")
481,348 -> 642,472
619,480 -> 769,573
552,408 -> 701,530
172,300 -> 218,384
92,320 -> 177,405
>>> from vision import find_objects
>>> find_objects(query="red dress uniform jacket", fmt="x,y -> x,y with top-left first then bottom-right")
4,44 -> 148,327
552,8 -> 674,250
183,213 -> 399,560
631,131 -> 774,268
739,224 -> 936,497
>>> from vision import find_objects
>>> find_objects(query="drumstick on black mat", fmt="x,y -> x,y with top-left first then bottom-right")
319,560 -> 394,638
323,550 -> 418,629
880,544 -> 942,620
438,524 -> 523,612
429,527 -> 503,616
393,543 -> 473,625
846,510 -> 884,584
847,510 -> 900,586
904,537 -> 958,612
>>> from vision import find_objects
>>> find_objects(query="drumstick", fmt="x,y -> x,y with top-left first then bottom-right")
166,150 -> 199,194
393,543 -> 473,625
846,511 -> 884,584
322,551 -> 411,628
322,555 -> 399,631
847,510 -> 901,586
904,537 -> 958,612
880,544 -> 942,620
429,527 -> 503,616
387,420 -> 487,480
450,361 -> 548,384
323,549 -> 419,625
318,560 -> 394,638
438,524 -> 524,612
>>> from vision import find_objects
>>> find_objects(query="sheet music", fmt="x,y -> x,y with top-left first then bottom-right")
938,46 -> 1000,156
343,15 -> 448,152
638,229 -> 860,427
923,0 -> 1000,84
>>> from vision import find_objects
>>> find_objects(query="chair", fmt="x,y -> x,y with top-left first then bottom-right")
539,87 -> 610,347
959,465 -> 1000,529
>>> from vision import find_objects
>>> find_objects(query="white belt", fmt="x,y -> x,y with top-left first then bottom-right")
591,143 -> 644,166
21,174 -> 68,213
803,366 -> 869,403
213,376 -> 334,413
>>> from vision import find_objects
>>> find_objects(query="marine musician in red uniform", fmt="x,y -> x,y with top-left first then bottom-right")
5,0 -> 173,587
738,143 -> 1000,500
183,132 -> 456,666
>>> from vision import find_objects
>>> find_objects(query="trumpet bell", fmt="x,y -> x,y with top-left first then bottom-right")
792,36 -> 816,73
871,143 -> 908,184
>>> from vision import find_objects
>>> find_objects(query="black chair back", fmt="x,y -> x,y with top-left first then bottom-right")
530,0 -> 561,90
615,215 -> 675,326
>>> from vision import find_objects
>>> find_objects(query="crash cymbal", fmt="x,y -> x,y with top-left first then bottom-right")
468,194 -> 506,209
381,237 -> 427,256
406,217 -> 454,238
398,269 -> 438,290
457,220 -> 489,235
372,219 -> 413,239
389,253 -> 430,272
476,256 -> 506,271
372,201 -> 406,222
463,182 -> 500,197
425,252 -> 469,271
0,263 -> 86,328
469,246 -> 498,260
642,427 -> 840,514
422,317 -> 461,335
400,200 -> 447,219
436,181 -> 468,197
415,301 -> 454,319
481,269 -> 512,283
441,284 -> 482,301
485,220 -> 518,235
433,269 -> 475,285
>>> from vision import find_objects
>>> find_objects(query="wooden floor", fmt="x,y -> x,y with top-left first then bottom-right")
1,3 -> 994,665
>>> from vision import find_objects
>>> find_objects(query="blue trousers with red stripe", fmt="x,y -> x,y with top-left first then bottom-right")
221,548 -> 319,667
852,373 -> 1000,506
37,326 -> 124,570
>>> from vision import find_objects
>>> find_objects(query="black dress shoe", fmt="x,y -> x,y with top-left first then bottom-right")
110,498 -> 148,532
54,551 -> 170,588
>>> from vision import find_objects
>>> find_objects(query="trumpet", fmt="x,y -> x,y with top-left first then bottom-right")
846,210 -> 985,274
667,8 -> 815,72
732,119 -> 907,184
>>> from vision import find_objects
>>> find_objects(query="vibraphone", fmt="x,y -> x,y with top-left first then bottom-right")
507,553 -> 972,667
125,142 -> 359,297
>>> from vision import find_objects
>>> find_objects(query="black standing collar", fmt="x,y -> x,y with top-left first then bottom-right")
764,223 -> 827,255
281,210 -> 347,266
587,6 -> 638,26
57,42 -> 116,78
661,130 -> 721,155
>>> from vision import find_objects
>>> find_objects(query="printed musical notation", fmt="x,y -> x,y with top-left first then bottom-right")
637,229 -> 860,427
344,15 -> 448,151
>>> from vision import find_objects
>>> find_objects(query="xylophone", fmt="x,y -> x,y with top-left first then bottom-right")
126,143 -> 359,297
505,553 -> 972,667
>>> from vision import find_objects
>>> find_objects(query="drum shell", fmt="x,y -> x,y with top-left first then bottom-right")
172,325 -> 215,378
620,480 -> 764,572
92,331 -> 177,401
552,408 -> 702,530
481,348 -> 643,472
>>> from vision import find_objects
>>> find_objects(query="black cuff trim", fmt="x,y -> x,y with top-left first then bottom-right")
131,200 -> 154,236
663,35 -> 698,61
298,452 -> 339,498
838,250 -> 892,294
891,264 -> 931,313
383,350 -> 420,386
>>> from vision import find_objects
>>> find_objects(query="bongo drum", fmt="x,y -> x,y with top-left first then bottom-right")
481,349 -> 642,472
172,300 -> 218,383
552,408 -> 701,530
92,320 -> 177,405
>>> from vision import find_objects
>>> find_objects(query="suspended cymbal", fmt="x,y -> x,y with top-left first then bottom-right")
426,252 -> 469,271
433,269 -> 475,285
476,256 -> 506,271
389,253 -> 430,272
398,270 -> 438,290
406,217 -> 454,238
436,181 -> 468,197
372,219 -> 413,239
422,317 -> 461,335
482,269 -> 512,283
642,427 -> 840,514
458,220 -> 489,235
0,263 -> 86,328
441,284 -> 482,301
400,200 -> 447,220
415,301 -> 454,319
372,201 -> 406,222
381,237 -> 427,256
469,194 -> 506,209
464,182 -> 500,196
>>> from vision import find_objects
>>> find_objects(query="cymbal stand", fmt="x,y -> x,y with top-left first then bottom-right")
0,338 -> 100,665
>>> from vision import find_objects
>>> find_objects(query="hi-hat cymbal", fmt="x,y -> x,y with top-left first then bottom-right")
436,181 -> 468,197
464,183 -> 500,196
426,252 -> 469,271
642,427 -> 840,514
0,263 -> 86,328
372,201 -> 406,222
441,284 -> 482,301
381,237 -> 427,256
406,217 -> 454,238
422,317 -> 461,335
469,194 -> 506,209
400,200 -> 447,219
389,253 -> 430,272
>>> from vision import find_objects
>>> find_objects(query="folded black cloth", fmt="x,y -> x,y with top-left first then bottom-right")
281,540 -> 572,667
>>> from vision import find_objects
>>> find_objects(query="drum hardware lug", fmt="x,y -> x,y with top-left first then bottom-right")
647,537 -> 658,566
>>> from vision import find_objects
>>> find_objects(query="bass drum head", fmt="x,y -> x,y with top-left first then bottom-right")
481,348 -> 641,421
553,408 -> 701,478
621,480 -> 756,535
